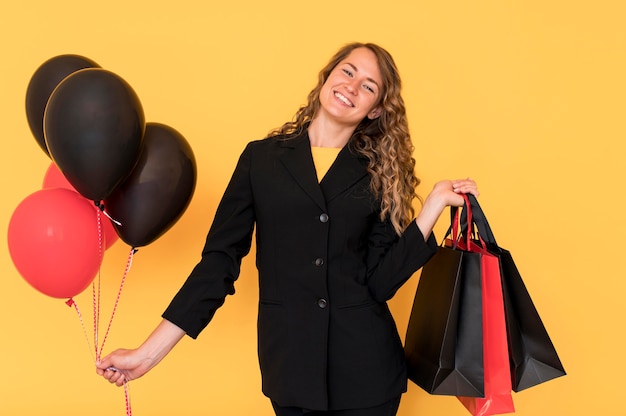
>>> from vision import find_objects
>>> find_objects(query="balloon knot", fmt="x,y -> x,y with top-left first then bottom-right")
65,298 -> 75,307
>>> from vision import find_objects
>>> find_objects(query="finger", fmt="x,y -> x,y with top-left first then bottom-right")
103,367 -> 120,381
116,378 -> 127,387
460,187 -> 480,196
96,357 -> 113,370
452,183 -> 472,193
451,185 -> 479,197
109,370 -> 124,384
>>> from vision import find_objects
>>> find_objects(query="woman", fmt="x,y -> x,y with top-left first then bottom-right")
97,42 -> 478,416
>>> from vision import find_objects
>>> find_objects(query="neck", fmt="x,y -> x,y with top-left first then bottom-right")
307,117 -> 356,148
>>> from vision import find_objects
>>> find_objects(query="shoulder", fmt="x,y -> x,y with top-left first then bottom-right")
238,138 -> 279,164
242,132 -> 308,155
244,136 -> 280,151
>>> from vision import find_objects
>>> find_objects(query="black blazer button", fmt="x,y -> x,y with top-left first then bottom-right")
317,298 -> 328,309
314,258 -> 324,266
319,213 -> 329,223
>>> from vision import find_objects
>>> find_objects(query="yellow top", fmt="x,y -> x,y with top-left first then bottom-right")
310,146 -> 341,182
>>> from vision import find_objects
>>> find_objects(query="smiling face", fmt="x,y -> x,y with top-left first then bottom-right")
316,47 -> 384,129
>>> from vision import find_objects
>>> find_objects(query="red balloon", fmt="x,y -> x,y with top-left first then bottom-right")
8,188 -> 104,298
42,162 -> 73,189
42,163 -> 119,249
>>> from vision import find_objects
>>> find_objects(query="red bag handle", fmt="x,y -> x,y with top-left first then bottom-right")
451,194 -> 489,251
450,194 -> 472,248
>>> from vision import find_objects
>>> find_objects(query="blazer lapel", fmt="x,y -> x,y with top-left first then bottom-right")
279,132 -> 327,210
320,144 -> 369,203
279,131 -> 370,208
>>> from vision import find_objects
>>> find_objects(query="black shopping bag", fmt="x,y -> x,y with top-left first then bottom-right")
464,194 -> 566,391
404,241 -> 485,397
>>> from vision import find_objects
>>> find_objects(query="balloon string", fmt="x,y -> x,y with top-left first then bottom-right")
93,276 -> 100,359
67,210 -> 104,362
124,382 -> 132,416
94,244 -> 135,416
97,246 -> 136,360
96,245 -> 136,416
65,298 -> 95,364
68,206 -> 133,416
94,210 -> 104,359
102,209 -> 122,226
94,200 -> 122,226
67,295 -> 132,416
93,207 -> 134,416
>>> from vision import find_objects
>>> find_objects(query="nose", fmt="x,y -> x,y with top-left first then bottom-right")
345,79 -> 359,95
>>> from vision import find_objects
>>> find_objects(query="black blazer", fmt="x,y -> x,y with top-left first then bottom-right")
163,131 -> 437,411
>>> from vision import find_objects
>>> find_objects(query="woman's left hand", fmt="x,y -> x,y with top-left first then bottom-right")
452,177 -> 479,197
431,177 -> 479,207
415,178 -> 479,240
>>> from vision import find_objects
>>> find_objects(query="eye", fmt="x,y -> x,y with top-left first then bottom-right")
363,84 -> 375,93
341,68 -> 354,77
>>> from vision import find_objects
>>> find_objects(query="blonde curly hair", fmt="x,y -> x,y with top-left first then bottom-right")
268,42 -> 420,235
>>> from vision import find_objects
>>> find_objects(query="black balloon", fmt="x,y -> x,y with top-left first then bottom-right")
104,123 -> 197,247
25,54 -> 100,156
44,68 -> 145,202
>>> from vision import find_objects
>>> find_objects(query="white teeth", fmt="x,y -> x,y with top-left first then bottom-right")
334,92 -> 354,107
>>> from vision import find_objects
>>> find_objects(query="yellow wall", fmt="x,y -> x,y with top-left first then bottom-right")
1,1 -> 624,415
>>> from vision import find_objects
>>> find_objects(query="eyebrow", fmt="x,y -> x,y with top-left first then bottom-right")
346,62 -> 380,89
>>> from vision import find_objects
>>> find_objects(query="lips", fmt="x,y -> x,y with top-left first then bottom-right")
334,91 -> 354,107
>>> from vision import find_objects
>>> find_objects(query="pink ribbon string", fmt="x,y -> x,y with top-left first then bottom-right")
94,210 -> 103,359
65,298 -> 95,363
124,382 -> 132,416
97,246 -> 136,361
66,207 -> 135,416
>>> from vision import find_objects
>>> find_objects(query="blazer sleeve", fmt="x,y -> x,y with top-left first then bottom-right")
366,219 -> 438,302
162,143 -> 256,339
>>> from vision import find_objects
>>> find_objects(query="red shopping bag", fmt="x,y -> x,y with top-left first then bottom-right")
455,195 -> 514,416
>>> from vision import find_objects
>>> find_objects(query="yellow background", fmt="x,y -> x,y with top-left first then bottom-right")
1,1 -> 624,415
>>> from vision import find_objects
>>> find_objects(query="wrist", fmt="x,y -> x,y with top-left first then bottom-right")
423,191 -> 448,214
415,194 -> 447,240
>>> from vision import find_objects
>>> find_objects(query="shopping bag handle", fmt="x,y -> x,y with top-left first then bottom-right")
448,194 -> 473,249
453,196 -> 471,244
460,194 -> 498,247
